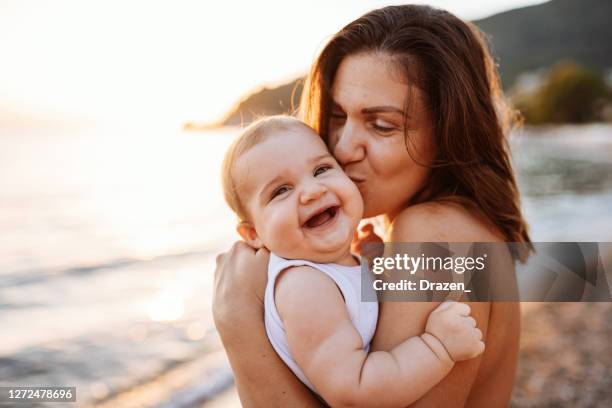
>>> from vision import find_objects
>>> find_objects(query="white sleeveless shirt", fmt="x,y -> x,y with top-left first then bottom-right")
264,252 -> 379,393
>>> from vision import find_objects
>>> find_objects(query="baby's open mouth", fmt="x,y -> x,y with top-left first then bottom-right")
304,205 -> 339,229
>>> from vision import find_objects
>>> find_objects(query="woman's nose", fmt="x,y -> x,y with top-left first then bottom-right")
299,180 -> 327,205
331,120 -> 366,166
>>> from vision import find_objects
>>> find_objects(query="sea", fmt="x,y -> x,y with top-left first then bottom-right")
1,123 -> 611,406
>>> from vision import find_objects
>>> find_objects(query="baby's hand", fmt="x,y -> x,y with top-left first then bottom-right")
425,301 -> 484,362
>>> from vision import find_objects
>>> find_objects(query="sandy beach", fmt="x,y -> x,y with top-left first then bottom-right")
511,302 -> 612,407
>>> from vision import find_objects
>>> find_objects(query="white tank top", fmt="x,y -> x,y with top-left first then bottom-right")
264,252 -> 379,393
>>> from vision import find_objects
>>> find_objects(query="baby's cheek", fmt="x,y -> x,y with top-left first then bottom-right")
341,182 -> 365,223
262,208 -> 299,253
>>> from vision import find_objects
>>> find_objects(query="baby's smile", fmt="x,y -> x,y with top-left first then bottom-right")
303,205 -> 339,229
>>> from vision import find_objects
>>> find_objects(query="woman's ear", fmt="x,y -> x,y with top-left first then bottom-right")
236,221 -> 264,249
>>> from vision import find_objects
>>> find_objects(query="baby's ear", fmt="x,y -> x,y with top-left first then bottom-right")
236,221 -> 264,249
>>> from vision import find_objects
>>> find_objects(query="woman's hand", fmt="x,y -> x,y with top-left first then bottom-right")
212,242 -> 322,407
351,223 -> 384,260
212,241 -> 269,331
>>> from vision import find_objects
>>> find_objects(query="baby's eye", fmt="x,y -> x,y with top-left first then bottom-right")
271,185 -> 290,199
314,165 -> 332,177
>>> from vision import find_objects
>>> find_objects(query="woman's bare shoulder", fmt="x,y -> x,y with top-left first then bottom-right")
388,202 -> 504,242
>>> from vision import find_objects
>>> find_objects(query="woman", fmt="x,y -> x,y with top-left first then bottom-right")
213,5 -> 531,407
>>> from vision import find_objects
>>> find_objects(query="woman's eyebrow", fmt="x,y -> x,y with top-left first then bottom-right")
362,106 -> 404,115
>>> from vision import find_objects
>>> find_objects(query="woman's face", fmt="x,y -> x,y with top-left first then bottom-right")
328,52 -> 435,219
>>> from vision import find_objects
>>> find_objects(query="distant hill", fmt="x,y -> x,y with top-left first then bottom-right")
215,79 -> 303,127
215,0 -> 612,127
474,0 -> 612,87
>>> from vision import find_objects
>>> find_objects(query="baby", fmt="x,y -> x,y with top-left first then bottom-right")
221,116 -> 484,407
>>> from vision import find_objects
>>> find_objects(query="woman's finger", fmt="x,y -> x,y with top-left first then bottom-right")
360,223 -> 375,234
230,240 -> 251,254
215,251 -> 227,265
360,224 -> 383,242
351,230 -> 362,254
212,241 -> 268,322
255,247 -> 270,262
363,233 -> 383,244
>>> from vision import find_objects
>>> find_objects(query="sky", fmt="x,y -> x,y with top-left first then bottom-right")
0,0 -> 548,126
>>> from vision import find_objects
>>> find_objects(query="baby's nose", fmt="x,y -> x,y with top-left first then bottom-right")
300,182 -> 327,204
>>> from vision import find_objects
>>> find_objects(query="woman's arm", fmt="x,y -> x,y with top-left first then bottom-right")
374,203 -> 501,407
213,242 -> 322,407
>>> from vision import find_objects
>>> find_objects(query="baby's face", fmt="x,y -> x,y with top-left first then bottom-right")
235,126 -> 363,263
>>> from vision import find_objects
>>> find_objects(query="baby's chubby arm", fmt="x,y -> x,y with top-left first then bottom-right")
275,266 -> 484,408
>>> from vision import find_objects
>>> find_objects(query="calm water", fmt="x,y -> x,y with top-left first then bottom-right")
0,123 -> 611,405
511,125 -> 612,241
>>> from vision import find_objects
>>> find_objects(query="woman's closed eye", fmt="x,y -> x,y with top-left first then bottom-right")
370,118 -> 397,135
330,109 -> 347,122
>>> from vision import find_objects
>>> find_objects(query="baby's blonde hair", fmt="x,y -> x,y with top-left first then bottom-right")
221,115 -> 314,221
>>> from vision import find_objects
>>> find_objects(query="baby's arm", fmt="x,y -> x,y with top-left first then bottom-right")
275,266 -> 483,408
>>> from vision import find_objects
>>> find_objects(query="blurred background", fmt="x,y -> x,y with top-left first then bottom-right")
1,0 -> 611,406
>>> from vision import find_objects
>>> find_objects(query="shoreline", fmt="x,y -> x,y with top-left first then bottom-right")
91,346 -> 235,408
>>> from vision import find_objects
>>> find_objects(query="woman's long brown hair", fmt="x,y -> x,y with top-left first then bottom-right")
300,5 -> 532,249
